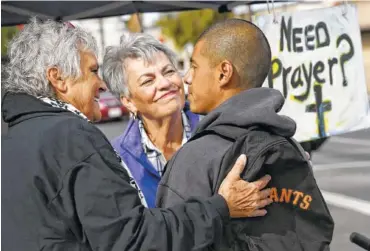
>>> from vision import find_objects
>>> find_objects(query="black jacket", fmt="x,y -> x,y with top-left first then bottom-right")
1,93 -> 230,251
157,88 -> 334,251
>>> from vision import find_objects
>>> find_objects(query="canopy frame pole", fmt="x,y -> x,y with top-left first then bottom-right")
62,2 -> 131,21
155,1 -> 220,10
131,3 -> 144,33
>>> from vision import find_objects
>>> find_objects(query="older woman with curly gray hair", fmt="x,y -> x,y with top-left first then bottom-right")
102,33 -> 202,208
2,18 -> 272,251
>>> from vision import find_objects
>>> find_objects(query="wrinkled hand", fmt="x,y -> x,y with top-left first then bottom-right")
218,154 -> 273,218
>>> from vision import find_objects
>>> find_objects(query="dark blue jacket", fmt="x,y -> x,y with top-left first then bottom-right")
111,104 -> 200,208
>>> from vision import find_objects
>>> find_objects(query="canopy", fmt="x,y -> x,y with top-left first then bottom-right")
1,1 -> 286,27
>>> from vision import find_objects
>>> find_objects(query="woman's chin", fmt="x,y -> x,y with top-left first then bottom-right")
157,101 -> 183,117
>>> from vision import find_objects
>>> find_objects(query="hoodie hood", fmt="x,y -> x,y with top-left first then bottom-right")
2,92 -> 70,127
192,87 -> 296,139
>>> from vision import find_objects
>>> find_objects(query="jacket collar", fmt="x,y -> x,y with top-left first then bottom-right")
2,92 -> 73,127
38,96 -> 89,122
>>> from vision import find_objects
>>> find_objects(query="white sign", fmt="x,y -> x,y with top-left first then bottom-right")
253,5 -> 370,142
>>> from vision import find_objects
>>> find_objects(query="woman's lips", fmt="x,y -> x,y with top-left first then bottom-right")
158,90 -> 178,101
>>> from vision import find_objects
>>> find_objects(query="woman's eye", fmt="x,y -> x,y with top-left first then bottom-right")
91,69 -> 99,74
141,79 -> 153,86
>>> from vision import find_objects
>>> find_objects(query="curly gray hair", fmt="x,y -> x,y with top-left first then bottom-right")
3,17 -> 98,97
102,32 -> 177,97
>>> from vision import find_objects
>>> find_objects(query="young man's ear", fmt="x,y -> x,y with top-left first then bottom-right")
47,67 -> 67,93
217,60 -> 233,87
120,95 -> 138,115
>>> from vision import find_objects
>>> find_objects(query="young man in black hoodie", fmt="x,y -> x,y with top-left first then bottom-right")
157,19 -> 334,251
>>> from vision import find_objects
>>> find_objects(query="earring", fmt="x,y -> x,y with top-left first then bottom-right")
131,112 -> 137,120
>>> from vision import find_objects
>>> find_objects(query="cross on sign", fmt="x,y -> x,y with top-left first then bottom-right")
305,84 -> 332,138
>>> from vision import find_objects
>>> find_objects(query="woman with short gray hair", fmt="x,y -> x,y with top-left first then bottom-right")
103,32 -> 178,97
102,32 -> 201,208
2,18 -> 272,251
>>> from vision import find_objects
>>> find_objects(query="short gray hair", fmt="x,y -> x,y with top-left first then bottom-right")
3,17 -> 98,97
102,32 -> 177,97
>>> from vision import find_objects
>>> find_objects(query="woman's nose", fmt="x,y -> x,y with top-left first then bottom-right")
157,75 -> 172,90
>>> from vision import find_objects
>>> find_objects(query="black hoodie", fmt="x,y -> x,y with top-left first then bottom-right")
157,88 -> 334,251
2,93 -> 231,251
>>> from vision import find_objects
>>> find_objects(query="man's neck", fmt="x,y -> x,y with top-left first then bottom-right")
212,87 -> 246,111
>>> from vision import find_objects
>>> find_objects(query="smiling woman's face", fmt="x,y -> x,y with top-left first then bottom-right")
123,51 -> 185,120
57,50 -> 107,122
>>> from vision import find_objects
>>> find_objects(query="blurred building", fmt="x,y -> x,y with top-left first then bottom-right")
71,16 -> 125,62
